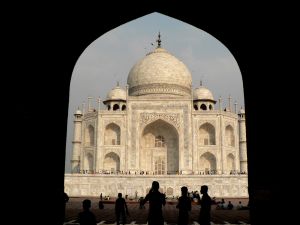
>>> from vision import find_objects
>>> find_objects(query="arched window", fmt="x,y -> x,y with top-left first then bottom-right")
107,105 -> 111,110
200,104 -> 207,110
85,125 -> 95,146
105,123 -> 121,145
199,123 -> 216,145
225,125 -> 235,147
194,104 -> 198,110
113,104 -> 119,111
121,105 -> 126,111
209,104 -> 213,110
84,153 -> 93,173
155,135 -> 165,147
103,152 -> 120,173
227,153 -> 235,173
154,157 -> 165,175
199,152 -> 217,174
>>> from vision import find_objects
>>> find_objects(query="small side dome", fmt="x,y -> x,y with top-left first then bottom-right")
193,86 -> 215,101
239,108 -> 245,114
106,85 -> 126,101
75,109 -> 82,115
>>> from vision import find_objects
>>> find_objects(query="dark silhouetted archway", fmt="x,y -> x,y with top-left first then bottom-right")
16,7 -> 290,225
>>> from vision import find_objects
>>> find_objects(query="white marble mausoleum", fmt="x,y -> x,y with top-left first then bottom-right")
65,35 -> 248,198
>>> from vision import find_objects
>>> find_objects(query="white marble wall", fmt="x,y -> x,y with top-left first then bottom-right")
64,174 -> 248,198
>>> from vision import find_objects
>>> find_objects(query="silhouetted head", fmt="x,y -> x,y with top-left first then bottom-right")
181,186 -> 188,196
200,185 -> 208,194
118,193 -> 122,198
151,181 -> 159,191
82,199 -> 91,210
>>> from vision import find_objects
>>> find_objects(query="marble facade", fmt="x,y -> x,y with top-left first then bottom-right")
67,41 -> 248,197
64,174 -> 248,198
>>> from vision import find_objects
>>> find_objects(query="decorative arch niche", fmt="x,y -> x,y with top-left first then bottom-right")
103,152 -> 120,173
199,123 -> 216,145
84,153 -> 93,172
105,123 -> 121,145
85,125 -> 95,146
199,152 -> 216,174
140,119 -> 179,174
225,125 -> 235,147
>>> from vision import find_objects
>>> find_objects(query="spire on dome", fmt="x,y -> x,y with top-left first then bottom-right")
156,32 -> 161,48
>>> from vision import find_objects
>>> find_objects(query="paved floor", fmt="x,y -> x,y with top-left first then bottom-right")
65,197 -> 250,225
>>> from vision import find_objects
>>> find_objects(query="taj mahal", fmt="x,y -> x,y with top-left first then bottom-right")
64,34 -> 248,198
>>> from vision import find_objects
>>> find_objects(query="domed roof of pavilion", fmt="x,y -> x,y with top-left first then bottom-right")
127,33 -> 192,96
239,108 -> 245,114
75,109 -> 82,115
193,83 -> 215,101
106,83 -> 126,101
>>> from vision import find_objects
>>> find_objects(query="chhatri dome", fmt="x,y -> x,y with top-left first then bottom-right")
193,81 -> 215,101
105,82 -> 126,101
127,33 -> 192,96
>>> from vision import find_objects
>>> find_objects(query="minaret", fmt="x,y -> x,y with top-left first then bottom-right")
98,97 -> 101,111
71,107 -> 83,173
238,107 -> 247,173
88,96 -> 93,112
82,101 -> 86,115
228,95 -> 232,112
234,101 -> 238,114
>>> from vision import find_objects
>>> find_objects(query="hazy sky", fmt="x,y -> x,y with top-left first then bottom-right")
65,12 -> 244,173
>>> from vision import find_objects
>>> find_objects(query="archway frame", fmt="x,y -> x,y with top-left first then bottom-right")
139,118 -> 181,174
63,10 -> 249,200
103,152 -> 121,173
199,151 -> 217,174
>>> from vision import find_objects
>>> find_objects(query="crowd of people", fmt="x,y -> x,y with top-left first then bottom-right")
212,198 -> 250,210
67,181 -> 235,225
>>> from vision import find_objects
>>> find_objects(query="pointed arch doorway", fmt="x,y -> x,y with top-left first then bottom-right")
140,119 -> 179,174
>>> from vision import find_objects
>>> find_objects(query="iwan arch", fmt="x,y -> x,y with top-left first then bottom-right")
65,32 -> 248,198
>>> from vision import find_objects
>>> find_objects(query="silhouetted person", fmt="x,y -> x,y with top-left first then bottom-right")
198,185 -> 211,225
115,193 -> 129,225
236,201 -> 243,210
77,199 -> 97,225
64,192 -> 69,203
227,201 -> 233,210
216,198 -> 225,209
139,197 -> 145,209
176,186 -> 192,225
141,181 -> 166,225
98,200 -> 104,209
98,193 -> 104,209
60,191 -> 69,223
239,201 -> 249,210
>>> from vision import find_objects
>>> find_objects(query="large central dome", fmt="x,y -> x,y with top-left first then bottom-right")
127,47 -> 192,96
